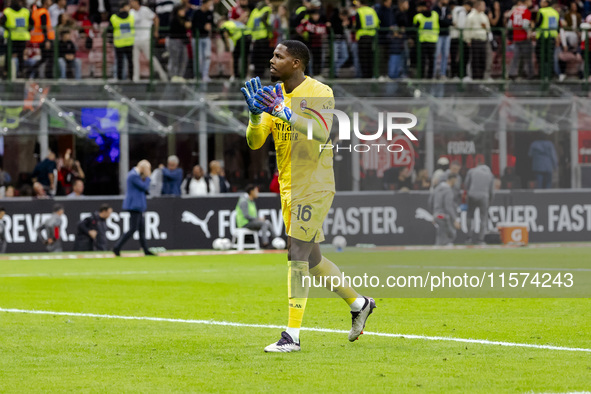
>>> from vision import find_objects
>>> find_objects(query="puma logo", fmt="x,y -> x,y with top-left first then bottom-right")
181,210 -> 215,238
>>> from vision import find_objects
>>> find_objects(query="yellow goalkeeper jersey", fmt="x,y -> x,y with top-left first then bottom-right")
246,76 -> 336,201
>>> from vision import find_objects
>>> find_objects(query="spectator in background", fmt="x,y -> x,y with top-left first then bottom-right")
192,0 -> 214,82
296,8 -> 327,76
33,181 -> 50,198
248,1 -> 272,78
110,2 -> 135,81
73,203 -> 112,251
66,179 -> 85,198
206,160 -> 230,194
501,166 -> 522,189
355,0 -> 380,78
154,0 -> 178,36
58,149 -> 85,194
433,0 -> 453,78
89,0 -> 112,24
0,167 -> 12,197
181,164 -> 211,196
113,160 -> 154,256
5,186 -> 15,198
168,4 -> 190,82
329,7 -> 350,77
30,0 -> 55,79
394,167 -> 413,190
270,3 -> 289,46
36,203 -> 64,252
414,1 -> 439,79
0,207 -> 6,253
508,0 -> 533,79
32,150 -> 57,194
394,0 -> 411,77
130,0 -> 168,82
375,0 -> 394,78
161,155 -> 183,196
464,163 -> 494,244
49,0 -> 66,27
229,0 -> 250,21
413,168 -> 431,190
1,0 -> 33,78
563,1 -> 581,45
450,0 -> 471,79
219,10 -> 250,80
389,7 -> 407,79
528,136 -> 558,188
58,30 -> 82,79
465,0 -> 490,79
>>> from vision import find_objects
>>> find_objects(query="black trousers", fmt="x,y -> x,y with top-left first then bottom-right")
115,46 -> 133,80
450,38 -> 468,78
310,45 -> 322,76
419,41 -> 436,79
113,210 -> 149,252
535,36 -> 555,79
252,38 -> 270,78
30,41 -> 54,78
233,36 -> 250,78
358,35 -> 374,78
470,39 -> 487,79
7,40 -> 26,77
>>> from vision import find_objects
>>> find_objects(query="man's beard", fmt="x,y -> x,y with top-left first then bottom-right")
270,74 -> 280,83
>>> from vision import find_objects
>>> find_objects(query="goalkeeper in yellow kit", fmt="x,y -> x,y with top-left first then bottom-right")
241,40 -> 376,353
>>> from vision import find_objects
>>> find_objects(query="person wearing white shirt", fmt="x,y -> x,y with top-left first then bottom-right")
181,165 -> 213,196
49,0 -> 66,27
464,0 -> 490,79
129,0 -> 168,81
450,0 -> 472,78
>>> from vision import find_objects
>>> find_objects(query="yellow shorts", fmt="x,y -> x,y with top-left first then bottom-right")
282,191 -> 335,243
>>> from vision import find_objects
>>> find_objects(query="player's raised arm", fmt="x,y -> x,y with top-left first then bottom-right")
241,77 -> 272,150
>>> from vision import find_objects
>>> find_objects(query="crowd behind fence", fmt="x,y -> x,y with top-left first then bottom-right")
2,0 -> 591,82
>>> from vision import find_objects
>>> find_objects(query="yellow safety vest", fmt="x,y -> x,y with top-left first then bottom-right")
356,6 -> 379,40
247,6 -> 271,41
413,11 -> 439,43
3,7 -> 31,41
221,20 -> 243,44
536,7 -> 559,39
110,14 -> 135,48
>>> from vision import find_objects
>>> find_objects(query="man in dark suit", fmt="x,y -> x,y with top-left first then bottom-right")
113,160 -> 154,256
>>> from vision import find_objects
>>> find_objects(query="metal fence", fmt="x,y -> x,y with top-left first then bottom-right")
2,26 -> 590,83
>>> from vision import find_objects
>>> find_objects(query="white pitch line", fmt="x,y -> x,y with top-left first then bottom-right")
1,308 -> 589,353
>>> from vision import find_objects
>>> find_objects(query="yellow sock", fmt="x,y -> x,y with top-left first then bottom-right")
286,260 -> 309,342
309,256 -> 361,306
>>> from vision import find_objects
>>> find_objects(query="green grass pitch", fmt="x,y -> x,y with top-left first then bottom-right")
0,247 -> 590,392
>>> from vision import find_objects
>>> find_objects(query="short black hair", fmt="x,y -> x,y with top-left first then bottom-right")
0,207 -> 5,213
245,184 -> 258,195
53,204 -> 64,213
99,204 -> 112,212
280,40 -> 310,70
447,173 -> 458,182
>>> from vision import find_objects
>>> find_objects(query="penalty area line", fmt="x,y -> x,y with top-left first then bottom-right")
0,308 -> 590,353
